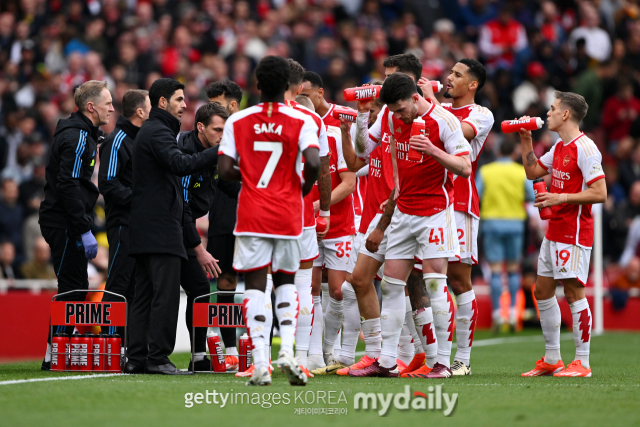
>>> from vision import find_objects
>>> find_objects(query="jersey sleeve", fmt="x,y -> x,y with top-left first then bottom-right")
463,105 -> 494,140
298,115 -> 320,152
318,122 -> 330,157
538,142 -> 557,173
331,135 -> 348,172
439,110 -> 471,156
219,118 -> 238,161
577,140 -> 605,186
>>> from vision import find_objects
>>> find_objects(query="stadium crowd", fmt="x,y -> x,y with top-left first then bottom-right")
1,0 -> 640,305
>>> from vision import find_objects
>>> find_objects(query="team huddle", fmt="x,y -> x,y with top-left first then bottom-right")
220,52 -> 606,386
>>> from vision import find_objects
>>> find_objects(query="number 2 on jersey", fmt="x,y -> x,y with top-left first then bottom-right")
254,141 -> 282,188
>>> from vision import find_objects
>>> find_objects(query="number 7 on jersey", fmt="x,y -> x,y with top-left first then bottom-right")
254,141 -> 283,188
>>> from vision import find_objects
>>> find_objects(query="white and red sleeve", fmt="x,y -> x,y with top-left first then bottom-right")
333,134 -> 349,173
219,115 -> 238,160
577,140 -> 605,186
440,111 -> 471,156
538,141 -> 558,173
298,115 -> 320,152
463,105 -> 494,160
318,122 -> 330,157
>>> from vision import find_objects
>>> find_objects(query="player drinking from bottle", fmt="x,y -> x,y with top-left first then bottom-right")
519,91 -> 606,378
218,56 -> 321,386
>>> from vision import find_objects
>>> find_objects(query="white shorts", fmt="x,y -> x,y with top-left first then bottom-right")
359,213 -> 388,264
314,235 -> 354,271
386,205 -> 459,261
448,211 -> 479,265
537,238 -> 591,285
347,232 -> 365,274
233,235 -> 301,274
300,228 -> 319,263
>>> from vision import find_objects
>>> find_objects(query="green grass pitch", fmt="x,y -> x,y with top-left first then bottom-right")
1,330 -> 639,427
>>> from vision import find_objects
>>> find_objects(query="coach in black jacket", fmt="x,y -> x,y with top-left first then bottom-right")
177,103 -> 239,371
126,78 -> 220,375
98,89 -> 150,339
39,80 -> 114,370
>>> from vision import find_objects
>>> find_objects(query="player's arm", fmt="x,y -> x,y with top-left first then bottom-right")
534,177 -> 607,208
354,97 -> 380,157
302,147 -> 320,196
410,134 -> 471,178
389,133 -> 400,198
329,170 -> 355,205
340,118 -> 367,172
365,188 -> 396,253
218,155 -> 240,182
518,115 -> 549,179
417,78 -> 440,106
218,118 -> 241,182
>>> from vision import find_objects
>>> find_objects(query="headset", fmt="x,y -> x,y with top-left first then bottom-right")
197,122 -> 212,148
89,103 -> 101,125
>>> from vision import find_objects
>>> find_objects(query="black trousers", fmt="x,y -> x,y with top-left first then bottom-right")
102,226 -> 136,340
41,226 -> 88,342
207,234 -> 237,348
128,254 -> 181,366
181,249 -> 211,354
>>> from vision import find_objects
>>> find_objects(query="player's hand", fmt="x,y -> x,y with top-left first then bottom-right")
316,216 -> 330,240
313,200 -> 320,214
518,115 -> 533,142
410,134 -> 436,157
195,244 -> 221,278
356,83 -> 374,113
534,191 -> 564,208
417,77 -> 435,100
380,199 -> 388,211
365,228 -> 384,253
339,117 -> 352,132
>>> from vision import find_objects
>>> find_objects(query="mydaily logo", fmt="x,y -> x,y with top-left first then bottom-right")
353,385 -> 457,417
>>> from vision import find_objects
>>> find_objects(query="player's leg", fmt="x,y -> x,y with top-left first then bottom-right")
553,243 -> 593,377
272,238 -> 307,385
522,238 -> 564,376
180,253 -> 213,371
307,242 -> 325,371
294,228 -> 318,371
208,234 -> 239,368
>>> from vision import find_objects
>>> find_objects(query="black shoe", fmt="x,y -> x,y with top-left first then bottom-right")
189,357 -> 212,372
41,360 -> 51,371
124,363 -> 144,374
145,363 -> 194,375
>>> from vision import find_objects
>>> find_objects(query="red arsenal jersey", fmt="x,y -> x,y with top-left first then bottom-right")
538,133 -> 605,248
219,102 -> 320,238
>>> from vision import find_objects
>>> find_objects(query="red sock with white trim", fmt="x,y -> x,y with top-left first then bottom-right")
570,298 -> 591,368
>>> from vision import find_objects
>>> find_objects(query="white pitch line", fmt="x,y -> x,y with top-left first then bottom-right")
0,373 -> 123,386
354,332 -> 574,357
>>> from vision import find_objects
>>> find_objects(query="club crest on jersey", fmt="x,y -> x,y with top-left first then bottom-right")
254,123 -> 283,135
563,155 -> 571,166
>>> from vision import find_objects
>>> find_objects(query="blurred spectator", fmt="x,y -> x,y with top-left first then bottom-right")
0,240 -> 21,279
607,181 -> 640,261
568,2 -> 612,63
478,7 -> 527,70
459,0 -> 497,40
512,61 -> 555,115
572,60 -> 617,129
618,144 -> 640,196
601,80 -> 640,144
0,178 -> 23,258
536,1 -> 564,49
612,256 -> 640,290
20,236 -> 56,280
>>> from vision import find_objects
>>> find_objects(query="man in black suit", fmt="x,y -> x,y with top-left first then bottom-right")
126,78 -> 221,375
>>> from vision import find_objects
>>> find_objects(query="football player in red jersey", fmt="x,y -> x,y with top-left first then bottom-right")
302,71 -> 357,374
519,91 -> 606,378
418,59 -> 493,376
218,56 -> 321,386
350,73 -> 471,379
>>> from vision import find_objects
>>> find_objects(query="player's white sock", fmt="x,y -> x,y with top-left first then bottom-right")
226,347 -> 238,356
398,324 -> 414,365
361,317 -> 382,358
569,298 -> 591,368
322,297 -> 344,356
334,329 -> 342,359
44,342 -> 51,363
264,274 -> 273,358
379,276 -> 406,368
339,281 -> 360,366
424,273 -> 453,368
308,296 -> 323,356
243,289 -> 268,370
294,268 -> 313,367
320,282 -> 342,358
274,284 -> 298,355
413,307 -> 437,368
454,290 -> 477,366
321,282 -> 329,312
404,295 -> 423,355
537,296 -> 561,365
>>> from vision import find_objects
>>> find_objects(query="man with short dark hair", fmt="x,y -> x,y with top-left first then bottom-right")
207,80 -> 243,114
177,102 -> 236,371
382,53 -> 424,81
39,80 -> 114,371
98,89 -> 151,339
125,78 -> 221,375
